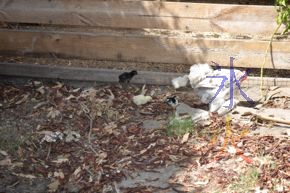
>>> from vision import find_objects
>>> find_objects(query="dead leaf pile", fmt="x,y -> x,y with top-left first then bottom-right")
0,81 -> 289,193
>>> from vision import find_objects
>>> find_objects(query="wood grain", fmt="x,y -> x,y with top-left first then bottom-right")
0,0 -> 283,36
0,29 -> 290,69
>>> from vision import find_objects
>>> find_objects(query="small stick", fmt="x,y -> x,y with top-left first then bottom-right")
46,143 -> 51,160
81,103 -> 98,155
248,112 -> 290,125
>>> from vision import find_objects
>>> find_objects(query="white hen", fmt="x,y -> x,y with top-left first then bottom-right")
188,64 -> 247,115
172,75 -> 189,89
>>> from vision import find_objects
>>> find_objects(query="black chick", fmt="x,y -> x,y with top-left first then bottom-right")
165,96 -> 179,107
118,70 -> 138,83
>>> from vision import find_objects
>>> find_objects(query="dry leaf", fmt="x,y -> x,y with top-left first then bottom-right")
36,86 -> 45,95
0,150 -> 8,156
65,94 -> 76,100
0,157 -> 12,166
107,89 -> 115,107
11,162 -> 23,169
48,179 -> 60,192
193,179 -> 209,185
227,145 -> 237,154
181,133 -> 190,144
99,152 -> 107,159
72,88 -> 80,93
52,82 -> 63,89
52,156 -> 69,164
140,149 -> 147,155
148,143 -> 156,149
169,155 -> 180,162
96,152 -> 108,165
104,123 -> 117,135
33,81 -> 42,85
12,172 -> 36,179
64,130 -> 80,142
54,171 -> 65,179
47,107 -> 61,119
41,131 -> 63,143
73,167 -> 81,176
15,94 -> 29,105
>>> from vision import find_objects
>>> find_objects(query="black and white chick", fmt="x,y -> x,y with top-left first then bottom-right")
165,96 -> 179,108
118,70 -> 138,83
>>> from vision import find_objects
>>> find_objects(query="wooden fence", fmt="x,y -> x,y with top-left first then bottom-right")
0,0 -> 289,71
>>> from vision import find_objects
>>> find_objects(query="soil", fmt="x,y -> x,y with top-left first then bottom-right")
0,79 -> 289,193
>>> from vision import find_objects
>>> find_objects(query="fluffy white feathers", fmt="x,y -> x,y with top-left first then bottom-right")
133,85 -> 152,106
171,75 -> 189,89
188,63 -> 213,87
172,63 -> 247,115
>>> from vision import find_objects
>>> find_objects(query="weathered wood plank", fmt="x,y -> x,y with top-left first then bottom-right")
0,0 -> 283,36
0,29 -> 290,69
0,62 -> 181,85
1,62 -> 290,87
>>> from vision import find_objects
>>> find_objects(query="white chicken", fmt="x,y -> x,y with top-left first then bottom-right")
188,63 -> 213,87
188,64 -> 247,115
171,75 -> 189,89
171,63 -> 248,116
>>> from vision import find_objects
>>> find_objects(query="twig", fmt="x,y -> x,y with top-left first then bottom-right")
7,181 -> 19,188
250,112 -> 290,125
269,139 -> 281,155
81,103 -> 98,155
86,114 -> 98,155
46,143 -> 51,160
88,117 -> 93,144
113,181 -> 121,193
265,90 -> 281,103
260,23 -> 282,97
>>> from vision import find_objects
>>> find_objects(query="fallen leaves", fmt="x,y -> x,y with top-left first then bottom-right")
181,133 -> 190,144
0,81 -> 289,193
48,179 -> 60,192
12,172 -> 37,179
15,94 -> 29,105
52,155 -> 70,164
47,107 -> 61,119
40,131 -> 64,143
64,129 -> 80,142
0,157 -> 12,166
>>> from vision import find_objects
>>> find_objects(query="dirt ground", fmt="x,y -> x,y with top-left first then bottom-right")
0,78 -> 289,193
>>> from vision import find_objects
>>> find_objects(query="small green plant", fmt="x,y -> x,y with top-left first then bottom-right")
260,0 -> 290,96
276,0 -> 290,34
0,135 -> 25,154
167,116 -> 194,136
228,167 -> 259,193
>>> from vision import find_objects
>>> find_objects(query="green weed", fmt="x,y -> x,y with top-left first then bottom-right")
167,116 -> 195,136
228,167 -> 259,193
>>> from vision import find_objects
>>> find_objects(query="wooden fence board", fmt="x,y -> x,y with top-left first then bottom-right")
0,62 -> 180,85
1,62 -> 290,87
0,29 -> 290,69
0,0 -> 283,36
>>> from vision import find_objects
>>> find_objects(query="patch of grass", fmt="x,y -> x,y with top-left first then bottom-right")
167,116 -> 194,136
0,135 -> 25,155
228,167 -> 259,193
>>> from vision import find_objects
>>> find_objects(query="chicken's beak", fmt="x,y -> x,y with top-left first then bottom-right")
241,75 -> 247,82
239,71 -> 249,82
